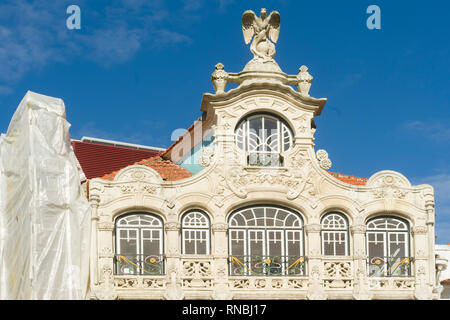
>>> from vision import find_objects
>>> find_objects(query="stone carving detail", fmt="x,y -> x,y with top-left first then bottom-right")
366,171 -> 410,200
211,63 -> 228,94
212,223 -> 228,232
120,185 -> 138,193
350,225 -> 366,235
369,278 -> 414,290
230,277 -> 307,289
242,9 -> 280,63
412,226 -> 428,235
165,222 -> 180,231
307,265 -> 328,300
115,277 -> 165,289
94,266 -> 117,300
316,149 -> 332,170
182,261 -> 213,288
114,165 -> 162,183
199,147 -> 214,167
322,261 -> 353,289
297,65 -> 313,96
98,222 -> 114,231
220,165 -> 317,201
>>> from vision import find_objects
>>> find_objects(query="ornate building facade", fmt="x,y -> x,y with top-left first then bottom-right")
81,9 -> 439,300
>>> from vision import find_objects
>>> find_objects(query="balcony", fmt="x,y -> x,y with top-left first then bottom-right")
229,255 -> 306,276
367,256 -> 412,277
114,254 -> 165,276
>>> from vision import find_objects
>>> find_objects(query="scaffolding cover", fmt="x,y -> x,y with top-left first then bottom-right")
0,91 -> 90,299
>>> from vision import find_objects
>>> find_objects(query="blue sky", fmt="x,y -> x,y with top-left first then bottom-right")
0,0 -> 449,243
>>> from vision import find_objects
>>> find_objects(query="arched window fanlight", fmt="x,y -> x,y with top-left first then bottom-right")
115,213 -> 164,275
228,205 -> 305,276
235,114 -> 293,167
181,210 -> 211,255
366,216 -> 411,277
321,212 -> 349,256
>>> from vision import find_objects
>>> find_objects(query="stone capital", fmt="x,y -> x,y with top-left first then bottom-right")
350,225 -> 366,235
165,222 -> 181,231
212,223 -> 228,232
304,223 -> 321,234
412,225 -> 428,235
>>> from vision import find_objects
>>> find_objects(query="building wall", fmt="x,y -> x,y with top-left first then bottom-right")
436,244 -> 450,299
86,85 -> 437,300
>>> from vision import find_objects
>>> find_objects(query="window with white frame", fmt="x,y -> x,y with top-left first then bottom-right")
115,213 -> 164,275
366,216 -> 411,277
181,210 -> 210,255
235,113 -> 293,167
321,212 -> 349,256
228,205 -> 305,276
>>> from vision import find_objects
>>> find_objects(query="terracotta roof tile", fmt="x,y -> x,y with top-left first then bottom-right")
327,171 -> 368,186
99,156 -> 193,181
72,140 -> 161,179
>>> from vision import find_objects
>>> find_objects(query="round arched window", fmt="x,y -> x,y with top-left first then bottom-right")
228,205 -> 305,276
366,216 -> 411,277
235,114 -> 293,167
321,212 -> 349,256
115,213 -> 164,275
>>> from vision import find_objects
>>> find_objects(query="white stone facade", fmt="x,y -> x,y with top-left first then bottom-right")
86,8 -> 438,300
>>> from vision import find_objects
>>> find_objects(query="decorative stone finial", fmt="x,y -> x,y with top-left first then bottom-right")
297,65 -> 313,96
242,9 -> 280,63
211,63 -> 228,94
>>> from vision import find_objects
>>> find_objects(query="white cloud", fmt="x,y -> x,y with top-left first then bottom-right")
0,0 -> 192,85
402,120 -> 450,143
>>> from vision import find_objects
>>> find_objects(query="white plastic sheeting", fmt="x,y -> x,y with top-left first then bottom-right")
0,91 -> 90,299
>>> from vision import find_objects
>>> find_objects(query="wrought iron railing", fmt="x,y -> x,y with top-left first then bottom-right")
248,152 -> 283,167
114,254 -> 165,275
367,256 -> 412,277
229,255 -> 306,276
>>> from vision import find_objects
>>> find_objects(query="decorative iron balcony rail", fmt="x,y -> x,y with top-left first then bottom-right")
229,255 -> 306,276
248,152 -> 283,167
367,256 -> 412,277
114,254 -> 165,275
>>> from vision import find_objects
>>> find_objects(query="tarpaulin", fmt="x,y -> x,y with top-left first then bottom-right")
0,91 -> 90,299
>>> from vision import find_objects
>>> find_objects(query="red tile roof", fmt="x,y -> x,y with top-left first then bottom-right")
100,156 -> 193,181
72,140 -> 162,179
327,171 -> 368,186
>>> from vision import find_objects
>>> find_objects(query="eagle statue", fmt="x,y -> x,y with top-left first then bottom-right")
242,8 -> 281,62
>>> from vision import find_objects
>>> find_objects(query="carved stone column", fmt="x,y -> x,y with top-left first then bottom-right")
413,225 -> 432,300
350,224 -> 372,300
305,223 -> 327,300
95,221 -> 116,300
211,222 -> 233,300
164,222 -> 184,300
88,193 -> 100,288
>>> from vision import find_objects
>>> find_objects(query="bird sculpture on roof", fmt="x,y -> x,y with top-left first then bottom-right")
242,8 -> 281,63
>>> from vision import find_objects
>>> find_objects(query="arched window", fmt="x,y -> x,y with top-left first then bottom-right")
181,210 -> 211,255
321,212 -> 349,256
366,216 -> 411,277
228,205 -> 305,276
235,113 -> 293,167
115,213 -> 164,275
